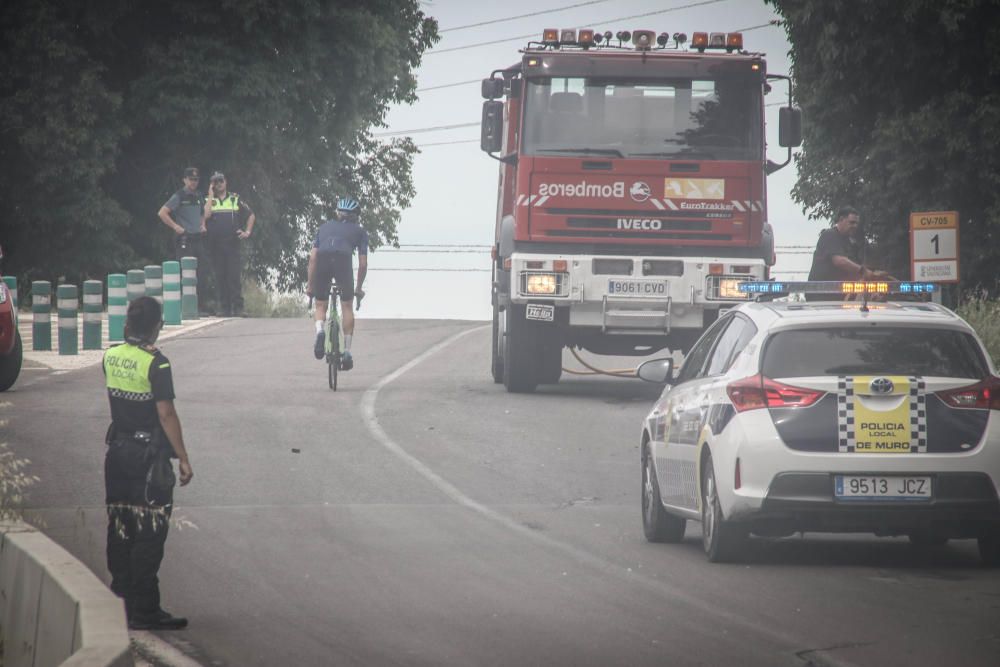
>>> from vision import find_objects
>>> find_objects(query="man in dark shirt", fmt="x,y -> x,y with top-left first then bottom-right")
158,167 -> 210,313
808,206 -> 889,281
103,296 -> 193,630
307,197 -> 368,369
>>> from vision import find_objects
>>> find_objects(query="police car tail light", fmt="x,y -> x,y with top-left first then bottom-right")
937,377 -> 1000,410
727,374 -> 825,412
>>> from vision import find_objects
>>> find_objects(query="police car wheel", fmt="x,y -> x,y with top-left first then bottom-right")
701,454 -> 747,563
978,534 -> 1000,567
0,331 -> 22,392
642,446 -> 685,543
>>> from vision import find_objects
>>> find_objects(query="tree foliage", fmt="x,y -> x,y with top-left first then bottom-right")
0,0 -> 437,289
766,0 -> 1000,290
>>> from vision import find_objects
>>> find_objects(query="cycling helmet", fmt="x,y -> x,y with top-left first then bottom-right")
336,197 -> 360,213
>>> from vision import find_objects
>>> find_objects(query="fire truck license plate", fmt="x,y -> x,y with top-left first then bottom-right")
526,304 -> 554,322
607,279 -> 667,297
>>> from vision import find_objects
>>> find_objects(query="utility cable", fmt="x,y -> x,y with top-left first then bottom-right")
441,0 -> 614,33
563,347 -> 638,377
426,0 -> 730,56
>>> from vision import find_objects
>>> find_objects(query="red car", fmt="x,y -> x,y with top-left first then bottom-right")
0,245 -> 22,391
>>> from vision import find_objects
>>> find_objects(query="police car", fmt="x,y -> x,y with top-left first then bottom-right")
637,281 -> 1000,564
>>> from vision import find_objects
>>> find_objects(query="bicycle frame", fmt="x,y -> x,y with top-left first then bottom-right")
325,288 -> 344,390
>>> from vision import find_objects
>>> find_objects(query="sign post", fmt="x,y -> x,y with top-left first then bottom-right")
910,210 -> 959,283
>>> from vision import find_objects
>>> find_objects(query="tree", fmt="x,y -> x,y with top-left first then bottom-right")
766,0 -> 1000,290
0,0 -> 437,290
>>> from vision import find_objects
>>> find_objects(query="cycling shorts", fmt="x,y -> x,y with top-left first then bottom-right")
314,253 -> 354,302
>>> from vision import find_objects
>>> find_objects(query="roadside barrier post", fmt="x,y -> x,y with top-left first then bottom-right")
181,256 -> 199,320
163,261 -> 181,325
2,276 -> 16,308
127,269 -> 145,303
31,281 -> 52,351
57,283 -> 78,356
82,280 -> 103,350
144,265 -> 162,304
107,274 -> 127,341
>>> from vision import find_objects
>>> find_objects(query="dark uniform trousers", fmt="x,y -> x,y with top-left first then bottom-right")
175,232 -> 210,312
207,233 -> 243,315
105,438 -> 173,616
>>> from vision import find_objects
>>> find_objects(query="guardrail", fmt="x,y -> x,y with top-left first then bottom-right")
0,520 -> 132,667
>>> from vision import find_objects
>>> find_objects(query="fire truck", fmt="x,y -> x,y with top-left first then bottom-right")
481,28 -> 802,392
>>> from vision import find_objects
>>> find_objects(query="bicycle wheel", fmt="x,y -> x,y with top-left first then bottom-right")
327,320 -> 340,390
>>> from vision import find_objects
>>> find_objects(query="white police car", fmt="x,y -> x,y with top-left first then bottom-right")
637,281 -> 1000,564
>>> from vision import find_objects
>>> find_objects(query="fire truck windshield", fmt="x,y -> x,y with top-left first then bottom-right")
522,76 -> 761,161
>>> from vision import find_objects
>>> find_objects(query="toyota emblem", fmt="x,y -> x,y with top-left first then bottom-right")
869,377 -> 894,395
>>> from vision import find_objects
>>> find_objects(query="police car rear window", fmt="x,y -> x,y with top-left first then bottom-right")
761,327 -> 989,379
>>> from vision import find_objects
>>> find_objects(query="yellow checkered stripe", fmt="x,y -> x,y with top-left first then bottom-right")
837,376 -> 927,453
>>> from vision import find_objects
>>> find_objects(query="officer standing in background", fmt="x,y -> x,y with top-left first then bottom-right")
203,172 -> 255,317
103,296 -> 193,630
158,167 -> 210,314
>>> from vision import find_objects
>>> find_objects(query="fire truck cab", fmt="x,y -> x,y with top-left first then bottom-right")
482,29 -> 801,392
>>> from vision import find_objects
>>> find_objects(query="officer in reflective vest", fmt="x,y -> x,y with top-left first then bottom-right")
203,171 -> 255,316
103,296 -> 193,630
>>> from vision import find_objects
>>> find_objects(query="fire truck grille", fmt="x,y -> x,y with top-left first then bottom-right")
564,217 -> 712,231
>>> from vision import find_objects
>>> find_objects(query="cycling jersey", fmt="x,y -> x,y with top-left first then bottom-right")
313,219 -> 369,257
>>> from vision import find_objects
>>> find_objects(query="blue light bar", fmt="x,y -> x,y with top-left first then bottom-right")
737,281 -> 937,295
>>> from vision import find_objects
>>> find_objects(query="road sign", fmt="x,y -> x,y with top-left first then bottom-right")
910,210 -> 959,283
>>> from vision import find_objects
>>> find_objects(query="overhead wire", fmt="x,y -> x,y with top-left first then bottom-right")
440,0 -> 614,33
426,0 -> 731,56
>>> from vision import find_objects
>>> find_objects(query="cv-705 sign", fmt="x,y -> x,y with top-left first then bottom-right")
910,210 -> 959,283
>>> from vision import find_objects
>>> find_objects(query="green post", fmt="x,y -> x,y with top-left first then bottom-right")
127,269 -> 145,303
144,265 -> 162,304
2,276 -> 16,309
163,261 -> 181,325
31,280 -> 52,351
107,274 -> 127,342
82,280 -> 103,350
57,283 -> 78,355
181,256 -> 199,320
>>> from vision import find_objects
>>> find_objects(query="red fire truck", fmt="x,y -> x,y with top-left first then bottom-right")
481,28 -> 801,392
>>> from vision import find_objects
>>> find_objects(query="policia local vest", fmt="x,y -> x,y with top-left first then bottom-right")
206,193 -> 244,237
103,343 -> 175,435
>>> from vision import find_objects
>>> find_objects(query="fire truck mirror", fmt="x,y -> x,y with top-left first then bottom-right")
481,101 -> 504,153
481,78 -> 505,100
778,106 -> 802,148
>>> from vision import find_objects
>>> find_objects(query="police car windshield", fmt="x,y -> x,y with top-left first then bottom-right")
522,76 -> 761,160
762,327 -> 989,379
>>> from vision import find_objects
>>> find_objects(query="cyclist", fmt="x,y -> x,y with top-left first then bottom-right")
306,197 -> 368,370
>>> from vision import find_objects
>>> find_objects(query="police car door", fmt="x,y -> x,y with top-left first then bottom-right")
657,315 -> 734,512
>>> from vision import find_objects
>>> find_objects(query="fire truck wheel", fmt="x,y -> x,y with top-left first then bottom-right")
537,338 -> 562,384
491,303 -> 503,383
503,305 -> 538,393
0,332 -> 22,392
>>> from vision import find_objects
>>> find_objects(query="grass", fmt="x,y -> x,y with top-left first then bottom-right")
956,293 -> 1000,367
242,279 -> 309,318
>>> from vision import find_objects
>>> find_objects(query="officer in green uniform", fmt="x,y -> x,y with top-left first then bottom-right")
103,296 -> 193,630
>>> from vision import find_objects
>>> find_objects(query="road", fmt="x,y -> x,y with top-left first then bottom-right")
6,318 -> 1000,666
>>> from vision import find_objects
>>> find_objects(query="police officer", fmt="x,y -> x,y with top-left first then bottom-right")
158,167 -> 210,314
202,172 -> 255,316
103,296 -> 193,630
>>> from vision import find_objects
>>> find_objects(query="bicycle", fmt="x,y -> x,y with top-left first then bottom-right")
314,287 -> 362,391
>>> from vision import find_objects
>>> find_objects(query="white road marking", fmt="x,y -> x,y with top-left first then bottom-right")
360,325 -> 823,661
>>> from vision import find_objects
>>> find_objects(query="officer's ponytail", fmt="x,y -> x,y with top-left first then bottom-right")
125,296 -> 163,345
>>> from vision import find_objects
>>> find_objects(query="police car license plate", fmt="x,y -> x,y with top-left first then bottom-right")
607,279 -> 667,297
834,475 -> 932,501
526,304 -> 554,322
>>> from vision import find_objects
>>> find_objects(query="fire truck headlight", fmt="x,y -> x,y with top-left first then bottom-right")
526,273 -> 558,295
718,279 -> 746,299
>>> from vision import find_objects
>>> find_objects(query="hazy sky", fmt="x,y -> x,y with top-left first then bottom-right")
362,0 -> 815,320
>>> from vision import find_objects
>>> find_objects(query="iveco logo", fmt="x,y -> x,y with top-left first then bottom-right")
617,218 -> 663,230
869,377 -> 895,395
630,181 -> 651,202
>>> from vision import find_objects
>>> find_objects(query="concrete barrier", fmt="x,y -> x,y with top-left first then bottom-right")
0,521 -> 132,667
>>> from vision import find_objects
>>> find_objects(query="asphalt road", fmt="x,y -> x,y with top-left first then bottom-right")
7,318 -> 1000,666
